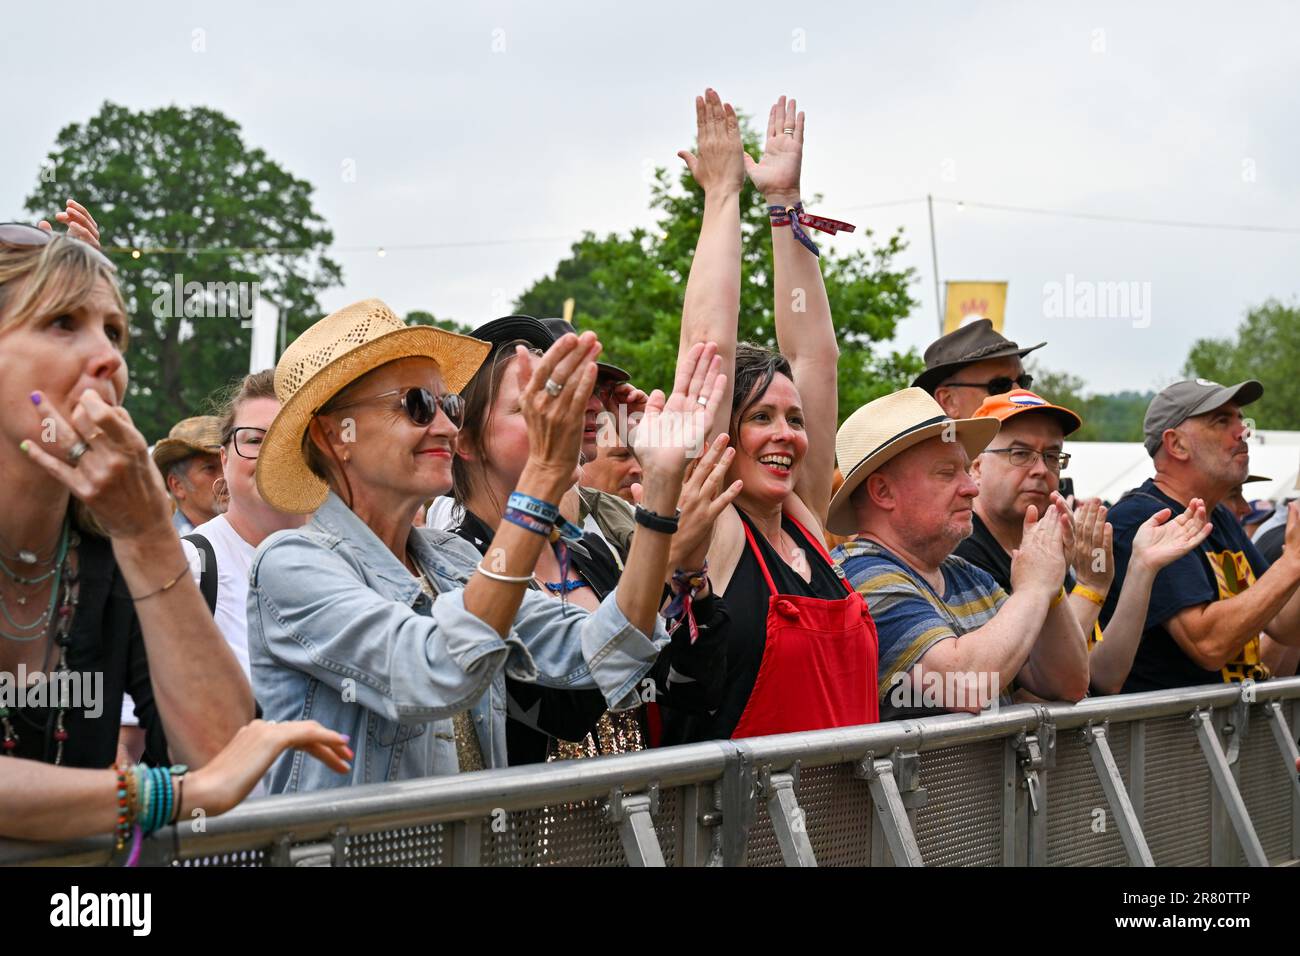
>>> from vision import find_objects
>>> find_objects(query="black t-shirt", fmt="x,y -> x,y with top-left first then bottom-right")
5,528 -> 169,768
954,513 -> 1014,592
658,507 -> 844,745
1255,524 -> 1285,566
1102,479 -> 1271,692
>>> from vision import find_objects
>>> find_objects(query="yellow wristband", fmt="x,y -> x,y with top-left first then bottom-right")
1050,585 -> 1068,608
1071,583 -> 1107,608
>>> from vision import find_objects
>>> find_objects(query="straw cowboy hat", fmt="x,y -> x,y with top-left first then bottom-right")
256,298 -> 491,513
152,416 -> 224,472
826,387 -> 1000,535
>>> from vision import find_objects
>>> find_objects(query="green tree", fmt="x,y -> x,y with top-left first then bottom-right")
1029,362 -> 1150,442
406,310 -> 471,335
515,120 -> 920,421
1184,299 -> 1300,429
25,102 -> 342,440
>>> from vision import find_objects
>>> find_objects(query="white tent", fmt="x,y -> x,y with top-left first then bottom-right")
1063,431 -> 1300,504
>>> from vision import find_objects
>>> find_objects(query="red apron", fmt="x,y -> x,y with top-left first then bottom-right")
730,515 -> 879,739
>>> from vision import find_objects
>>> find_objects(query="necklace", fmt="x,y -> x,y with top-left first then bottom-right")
0,524 -> 60,567
0,526 -> 70,641
1,519 -> 79,763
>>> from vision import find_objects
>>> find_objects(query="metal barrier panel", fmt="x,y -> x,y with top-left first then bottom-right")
347,824 -> 447,867
745,763 -> 873,867
1141,714 -> 1212,866
480,789 -> 679,867
177,848 -> 266,867
1237,704 -> 1296,866
913,740 -> 1004,866
1045,722 -> 1132,866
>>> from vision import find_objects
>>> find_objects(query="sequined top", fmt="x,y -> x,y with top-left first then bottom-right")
414,558 -> 484,773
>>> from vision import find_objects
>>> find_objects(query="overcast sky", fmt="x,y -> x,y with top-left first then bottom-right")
5,1 -> 1298,395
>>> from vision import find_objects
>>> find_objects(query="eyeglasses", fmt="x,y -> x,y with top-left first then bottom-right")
327,387 -> 465,428
982,447 -> 1070,472
0,222 -> 116,273
942,374 -> 1034,395
230,427 -> 267,460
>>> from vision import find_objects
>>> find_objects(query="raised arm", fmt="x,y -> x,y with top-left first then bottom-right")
745,96 -> 839,522
677,88 -> 745,445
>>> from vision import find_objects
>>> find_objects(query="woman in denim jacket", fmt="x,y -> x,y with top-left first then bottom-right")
248,299 -> 726,792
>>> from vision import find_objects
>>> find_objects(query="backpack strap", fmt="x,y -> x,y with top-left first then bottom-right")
182,533 -> 218,615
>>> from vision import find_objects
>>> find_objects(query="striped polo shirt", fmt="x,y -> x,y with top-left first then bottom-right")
832,537 -> 1008,719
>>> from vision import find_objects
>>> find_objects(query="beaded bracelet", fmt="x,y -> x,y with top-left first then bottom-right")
114,762 -> 133,851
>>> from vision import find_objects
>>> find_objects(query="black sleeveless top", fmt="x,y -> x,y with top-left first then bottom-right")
659,506 -> 844,744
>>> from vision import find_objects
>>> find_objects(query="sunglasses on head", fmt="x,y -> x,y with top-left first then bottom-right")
0,222 -> 116,273
942,373 -> 1034,395
327,386 -> 465,428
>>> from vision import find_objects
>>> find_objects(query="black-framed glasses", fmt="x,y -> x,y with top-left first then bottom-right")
982,447 -> 1070,472
943,374 -> 1034,395
230,427 -> 267,460
328,387 -> 465,428
0,222 -> 116,273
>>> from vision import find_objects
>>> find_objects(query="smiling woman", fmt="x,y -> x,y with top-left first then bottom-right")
0,208 -> 349,848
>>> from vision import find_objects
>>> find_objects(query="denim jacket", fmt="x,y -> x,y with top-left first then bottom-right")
247,492 -> 668,793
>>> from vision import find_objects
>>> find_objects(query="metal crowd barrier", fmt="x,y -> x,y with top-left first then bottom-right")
4,677 -> 1299,867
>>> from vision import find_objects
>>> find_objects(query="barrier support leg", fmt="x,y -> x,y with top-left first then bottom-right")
1083,723 -> 1154,867
1192,709 -> 1268,867
758,764 -> 817,867
604,786 -> 666,868
858,754 -> 924,867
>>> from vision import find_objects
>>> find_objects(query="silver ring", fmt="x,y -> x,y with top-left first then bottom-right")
67,441 -> 89,464
544,378 -> 563,397
783,127 -> 796,136
697,396 -> 709,406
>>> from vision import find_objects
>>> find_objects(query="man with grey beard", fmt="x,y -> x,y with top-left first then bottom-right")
1101,379 -> 1300,690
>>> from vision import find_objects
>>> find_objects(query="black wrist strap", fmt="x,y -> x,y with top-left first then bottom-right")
634,505 -> 680,534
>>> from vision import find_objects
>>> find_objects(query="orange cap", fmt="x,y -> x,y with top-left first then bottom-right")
972,389 -> 1082,436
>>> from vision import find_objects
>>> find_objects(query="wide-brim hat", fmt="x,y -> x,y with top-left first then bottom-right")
152,416 -> 224,472
826,387 -> 1000,535
541,318 -> 631,383
912,319 -> 1045,394
256,299 -> 491,514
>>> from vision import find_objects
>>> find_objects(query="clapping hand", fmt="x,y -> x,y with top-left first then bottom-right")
628,342 -> 726,484
744,95 -> 804,207
678,89 -> 746,196
1066,495 -> 1115,593
1131,498 -> 1213,573
1011,502 -> 1070,598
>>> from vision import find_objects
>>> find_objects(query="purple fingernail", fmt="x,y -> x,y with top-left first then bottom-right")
341,734 -> 350,743
30,392 -> 41,406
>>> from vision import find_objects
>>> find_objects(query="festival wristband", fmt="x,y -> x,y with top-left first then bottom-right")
767,201 -> 857,258
1071,583 -> 1107,608
507,491 -> 561,525
1050,586 -> 1068,608
503,507 -> 552,538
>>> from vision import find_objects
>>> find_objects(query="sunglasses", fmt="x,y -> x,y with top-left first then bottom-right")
327,386 -> 465,428
942,373 -> 1034,395
0,222 -> 116,272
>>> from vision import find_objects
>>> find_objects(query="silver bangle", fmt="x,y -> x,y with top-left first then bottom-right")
474,562 -> 534,585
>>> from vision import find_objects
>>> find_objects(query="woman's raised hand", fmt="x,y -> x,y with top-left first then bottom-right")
37,199 -> 101,249
744,95 -> 804,206
181,720 -> 352,818
20,389 -> 174,541
668,432 -> 743,573
677,89 -> 746,196
629,341 -> 726,485
516,331 -> 601,478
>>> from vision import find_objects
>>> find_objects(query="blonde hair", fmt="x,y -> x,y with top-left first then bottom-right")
0,234 -> 129,536
0,235 -> 128,343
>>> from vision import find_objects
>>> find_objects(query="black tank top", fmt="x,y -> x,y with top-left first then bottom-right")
659,506 -> 844,743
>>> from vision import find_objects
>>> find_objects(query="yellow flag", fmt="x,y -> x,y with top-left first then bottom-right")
944,281 -> 1008,335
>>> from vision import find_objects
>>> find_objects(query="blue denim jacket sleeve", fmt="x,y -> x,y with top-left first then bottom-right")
250,532 -> 532,723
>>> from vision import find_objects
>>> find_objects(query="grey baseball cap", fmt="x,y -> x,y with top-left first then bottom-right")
1142,378 -> 1263,456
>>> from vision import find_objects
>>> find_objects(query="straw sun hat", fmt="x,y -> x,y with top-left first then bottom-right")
152,416 -> 224,472
256,298 -> 491,513
825,387 -> 1000,535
